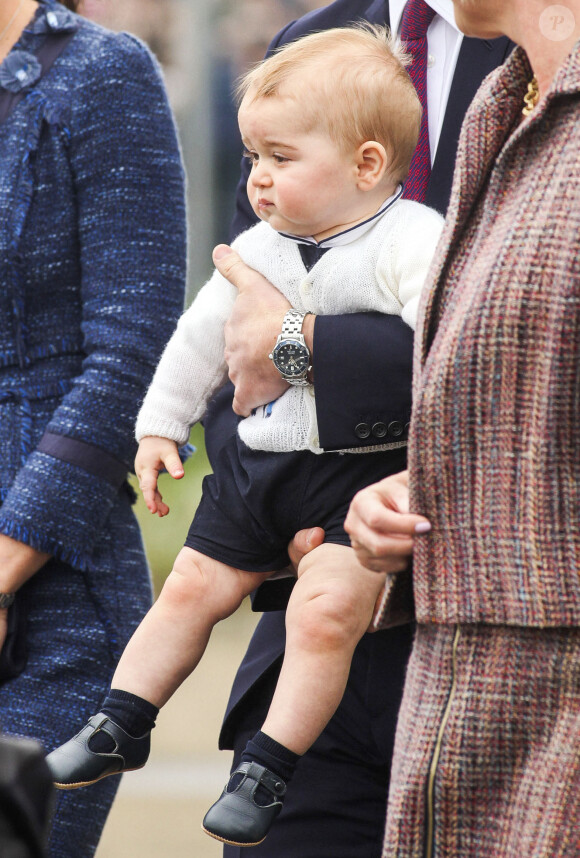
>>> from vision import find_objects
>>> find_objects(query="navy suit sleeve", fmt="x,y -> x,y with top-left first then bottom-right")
314,314 -> 413,450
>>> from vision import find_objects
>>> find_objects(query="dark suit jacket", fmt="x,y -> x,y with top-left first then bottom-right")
216,0 -> 513,748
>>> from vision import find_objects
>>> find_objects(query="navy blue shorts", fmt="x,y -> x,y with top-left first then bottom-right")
185,432 -> 406,573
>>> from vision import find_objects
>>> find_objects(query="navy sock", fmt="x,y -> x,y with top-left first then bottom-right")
230,731 -> 300,806
88,689 -> 159,753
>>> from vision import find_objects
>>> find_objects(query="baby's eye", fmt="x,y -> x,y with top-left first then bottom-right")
243,149 -> 259,165
273,153 -> 290,164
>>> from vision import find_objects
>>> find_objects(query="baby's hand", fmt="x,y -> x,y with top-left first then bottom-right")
135,436 -> 184,517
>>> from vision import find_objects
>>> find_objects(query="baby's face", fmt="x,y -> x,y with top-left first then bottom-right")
238,93 -> 362,241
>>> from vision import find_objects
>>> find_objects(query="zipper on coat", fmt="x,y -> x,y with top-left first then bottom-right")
425,624 -> 461,858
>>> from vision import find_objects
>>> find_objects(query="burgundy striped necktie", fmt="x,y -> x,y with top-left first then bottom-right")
400,0 -> 437,202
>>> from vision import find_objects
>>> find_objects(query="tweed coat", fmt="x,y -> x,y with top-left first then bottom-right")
382,42 -> 580,858
0,3 -> 186,856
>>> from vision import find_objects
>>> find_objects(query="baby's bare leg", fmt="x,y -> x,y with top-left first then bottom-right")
111,547 -> 272,708
261,543 -> 386,754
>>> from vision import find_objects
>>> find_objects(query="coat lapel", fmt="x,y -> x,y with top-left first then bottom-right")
365,0 -> 390,25
419,46 -> 528,365
426,35 -> 514,211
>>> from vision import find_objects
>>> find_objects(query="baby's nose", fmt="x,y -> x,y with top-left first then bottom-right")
251,163 -> 272,187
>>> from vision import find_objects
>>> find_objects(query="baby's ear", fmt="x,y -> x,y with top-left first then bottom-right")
355,141 -> 388,190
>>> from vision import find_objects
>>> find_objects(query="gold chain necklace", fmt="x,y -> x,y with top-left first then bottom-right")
522,75 -> 539,116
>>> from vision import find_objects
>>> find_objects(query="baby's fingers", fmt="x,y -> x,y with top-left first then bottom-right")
139,468 -> 162,511
151,490 -> 170,517
160,449 -> 184,481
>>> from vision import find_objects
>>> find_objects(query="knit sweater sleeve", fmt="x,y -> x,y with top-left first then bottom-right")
377,203 -> 444,330
0,32 -> 186,568
135,270 -> 237,444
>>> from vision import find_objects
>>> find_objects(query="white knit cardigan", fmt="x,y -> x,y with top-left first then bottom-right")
135,199 -> 443,454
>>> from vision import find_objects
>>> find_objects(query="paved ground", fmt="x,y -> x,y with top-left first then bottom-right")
95,605 -> 259,858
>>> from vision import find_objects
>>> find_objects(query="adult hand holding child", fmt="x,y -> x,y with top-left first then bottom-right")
215,243 -> 315,417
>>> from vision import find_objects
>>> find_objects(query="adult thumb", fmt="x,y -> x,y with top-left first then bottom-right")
287,527 -> 325,572
213,244 -> 249,290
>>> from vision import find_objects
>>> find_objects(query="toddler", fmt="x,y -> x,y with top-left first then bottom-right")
46,24 -> 443,848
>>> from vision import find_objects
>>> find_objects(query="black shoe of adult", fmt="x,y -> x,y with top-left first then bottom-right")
202,761 -> 286,847
45,713 -> 150,789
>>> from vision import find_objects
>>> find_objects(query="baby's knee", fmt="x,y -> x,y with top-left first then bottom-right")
161,547 -> 212,606
160,549 -> 261,621
289,582 -> 365,653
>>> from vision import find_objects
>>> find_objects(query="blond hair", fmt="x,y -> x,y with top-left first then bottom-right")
236,25 -> 421,185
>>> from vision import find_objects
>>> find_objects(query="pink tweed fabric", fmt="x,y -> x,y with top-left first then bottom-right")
383,624 -> 580,857
410,44 -> 580,627
383,42 -> 580,858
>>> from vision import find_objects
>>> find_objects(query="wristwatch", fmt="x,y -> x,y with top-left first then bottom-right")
0,592 -> 15,609
269,310 -> 312,386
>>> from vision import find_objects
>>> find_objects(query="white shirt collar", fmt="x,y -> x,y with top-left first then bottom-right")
389,0 -> 461,35
279,185 -> 404,249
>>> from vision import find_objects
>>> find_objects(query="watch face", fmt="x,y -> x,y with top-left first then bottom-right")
272,339 -> 310,378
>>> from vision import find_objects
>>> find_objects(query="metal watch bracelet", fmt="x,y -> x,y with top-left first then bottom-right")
281,308 -> 311,337
274,310 -> 312,386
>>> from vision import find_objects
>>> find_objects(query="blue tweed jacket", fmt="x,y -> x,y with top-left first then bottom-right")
0,0 -> 186,570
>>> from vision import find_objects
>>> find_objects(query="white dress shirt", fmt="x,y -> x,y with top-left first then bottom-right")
390,0 -> 463,163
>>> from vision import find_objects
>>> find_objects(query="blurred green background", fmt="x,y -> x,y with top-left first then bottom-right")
129,423 -> 211,594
